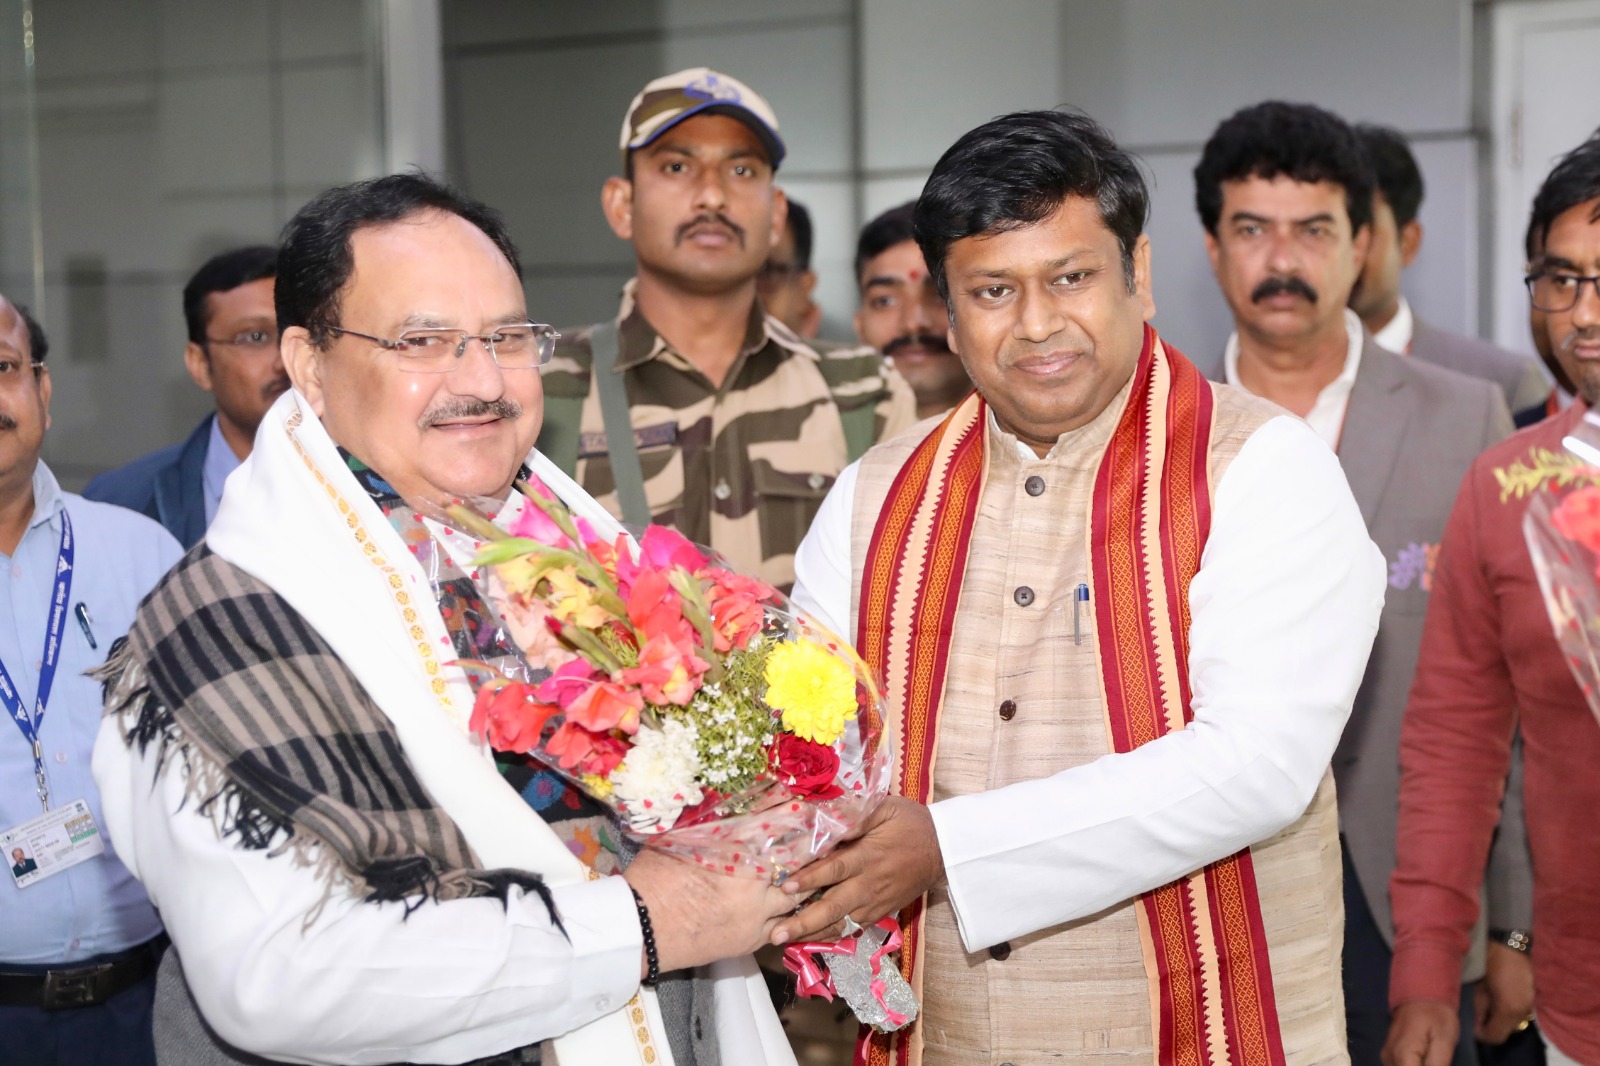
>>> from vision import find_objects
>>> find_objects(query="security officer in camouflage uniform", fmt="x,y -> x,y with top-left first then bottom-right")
537,67 -> 915,591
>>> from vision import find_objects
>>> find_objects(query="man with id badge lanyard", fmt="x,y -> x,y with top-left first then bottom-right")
0,293 -> 182,1065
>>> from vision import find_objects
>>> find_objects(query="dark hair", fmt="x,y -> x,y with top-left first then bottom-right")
785,198 -> 813,271
184,245 -> 277,345
914,110 -> 1149,302
1354,124 -> 1424,228
17,304 -> 46,368
1194,101 -> 1374,237
1525,129 -> 1600,262
276,172 -> 522,347
855,201 -> 917,286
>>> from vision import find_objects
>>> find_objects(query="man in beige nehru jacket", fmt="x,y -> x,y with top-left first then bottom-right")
778,109 -> 1385,1065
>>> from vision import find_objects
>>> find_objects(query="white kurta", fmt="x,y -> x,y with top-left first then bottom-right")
792,411 -> 1385,955
93,390 -> 794,1066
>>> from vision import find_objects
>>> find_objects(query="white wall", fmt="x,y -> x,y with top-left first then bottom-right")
448,0 -> 1489,362
27,0 -> 383,487
11,0 -> 1510,483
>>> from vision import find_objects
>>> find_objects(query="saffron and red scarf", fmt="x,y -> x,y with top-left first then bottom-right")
856,326 -> 1287,1066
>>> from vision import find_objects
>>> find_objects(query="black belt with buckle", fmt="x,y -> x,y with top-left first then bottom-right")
0,934 -> 167,1010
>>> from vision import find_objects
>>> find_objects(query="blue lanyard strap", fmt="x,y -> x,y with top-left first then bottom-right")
1,511 -> 74,812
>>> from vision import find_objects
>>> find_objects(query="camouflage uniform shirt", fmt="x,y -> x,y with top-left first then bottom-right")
538,280 -> 916,590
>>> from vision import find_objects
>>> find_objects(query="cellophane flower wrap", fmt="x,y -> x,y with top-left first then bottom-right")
443,478 -> 891,884
1523,409 -> 1600,729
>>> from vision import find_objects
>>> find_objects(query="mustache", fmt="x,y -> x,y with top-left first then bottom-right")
418,397 -> 523,429
675,212 -> 745,247
1251,275 -> 1319,304
0,413 -> 14,430
882,332 -> 952,358
1559,327 -> 1600,354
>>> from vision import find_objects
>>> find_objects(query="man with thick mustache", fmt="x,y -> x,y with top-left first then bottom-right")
1193,102 -> 1516,1066
1386,131 -> 1600,1066
90,173 -> 798,1064
853,202 -> 971,419
86,247 -> 288,547
538,68 -> 913,592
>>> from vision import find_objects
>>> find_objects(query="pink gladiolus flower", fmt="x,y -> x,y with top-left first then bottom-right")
705,568 -> 777,651
469,683 -> 561,752
545,721 -> 629,776
639,524 -> 709,571
627,568 -> 695,646
507,504 -> 570,549
564,679 -> 644,735
535,658 -> 599,709
615,526 -> 710,592
488,578 -> 579,673
621,632 -> 710,706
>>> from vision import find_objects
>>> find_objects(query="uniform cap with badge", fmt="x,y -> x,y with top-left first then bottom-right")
619,66 -> 786,169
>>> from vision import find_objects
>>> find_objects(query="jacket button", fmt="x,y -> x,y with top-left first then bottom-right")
998,699 -> 1017,721
1024,475 -> 1045,496
712,479 -> 732,501
807,472 -> 826,490
1014,585 -> 1034,607
989,941 -> 1012,961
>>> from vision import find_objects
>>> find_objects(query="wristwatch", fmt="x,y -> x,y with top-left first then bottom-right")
1489,928 -> 1533,953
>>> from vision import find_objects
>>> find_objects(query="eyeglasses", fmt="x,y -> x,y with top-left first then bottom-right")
205,329 -> 280,353
327,323 -> 559,374
1526,272 -> 1600,313
0,358 -> 44,384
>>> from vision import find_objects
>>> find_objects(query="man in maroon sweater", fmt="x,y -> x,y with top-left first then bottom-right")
1386,134 -> 1600,1066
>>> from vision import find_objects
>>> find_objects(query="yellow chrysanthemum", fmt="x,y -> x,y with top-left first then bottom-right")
581,772 -> 614,799
764,639 -> 858,745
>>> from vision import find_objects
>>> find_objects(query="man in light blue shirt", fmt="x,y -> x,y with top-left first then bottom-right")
0,295 -> 182,1065
85,246 -> 284,545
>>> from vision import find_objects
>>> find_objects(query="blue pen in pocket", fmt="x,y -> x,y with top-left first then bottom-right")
1073,583 -> 1089,645
73,603 -> 97,650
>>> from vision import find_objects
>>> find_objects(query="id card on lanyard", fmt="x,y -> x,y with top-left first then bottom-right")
2,511 -> 73,813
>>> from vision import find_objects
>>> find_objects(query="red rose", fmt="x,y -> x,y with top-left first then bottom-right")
769,734 -> 843,801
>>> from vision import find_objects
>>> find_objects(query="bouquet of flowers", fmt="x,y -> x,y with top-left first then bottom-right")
440,478 -> 916,1030
1523,409 -> 1600,728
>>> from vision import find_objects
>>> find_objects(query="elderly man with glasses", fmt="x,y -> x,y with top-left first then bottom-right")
86,246 -> 286,547
90,173 -> 799,1065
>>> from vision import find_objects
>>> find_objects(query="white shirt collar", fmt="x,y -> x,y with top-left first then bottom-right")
27,460 -> 64,532
1370,296 -> 1414,354
1223,308 -> 1364,449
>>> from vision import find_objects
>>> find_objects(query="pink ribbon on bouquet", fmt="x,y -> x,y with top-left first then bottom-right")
782,916 -> 910,1027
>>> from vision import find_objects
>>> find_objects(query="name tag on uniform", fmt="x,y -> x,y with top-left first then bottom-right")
578,421 -> 678,459
3,798 -> 104,889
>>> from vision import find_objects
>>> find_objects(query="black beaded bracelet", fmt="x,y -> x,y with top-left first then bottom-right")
631,886 -> 661,986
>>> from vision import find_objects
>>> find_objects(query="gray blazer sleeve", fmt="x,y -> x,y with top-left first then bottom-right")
1486,734 -> 1535,930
